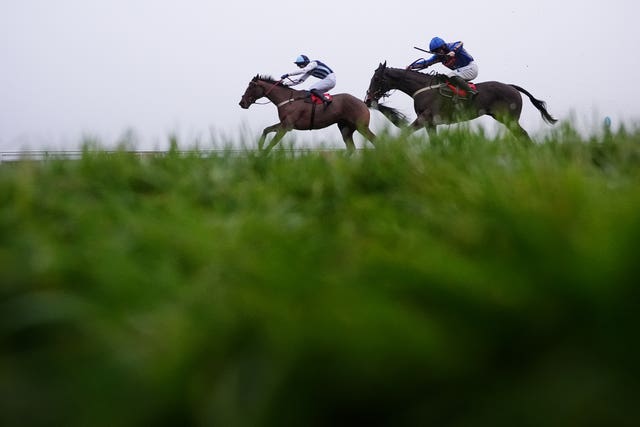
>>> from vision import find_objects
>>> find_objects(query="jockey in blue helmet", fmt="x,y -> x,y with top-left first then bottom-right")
281,54 -> 336,104
408,36 -> 478,97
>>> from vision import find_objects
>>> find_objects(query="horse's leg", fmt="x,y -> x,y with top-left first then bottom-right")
409,118 -> 425,133
357,126 -> 377,147
259,123 -> 292,153
258,123 -> 281,150
263,127 -> 289,153
491,114 -> 531,141
354,105 -> 376,147
425,124 -> 438,140
338,123 -> 356,153
411,114 -> 438,139
511,123 -> 530,140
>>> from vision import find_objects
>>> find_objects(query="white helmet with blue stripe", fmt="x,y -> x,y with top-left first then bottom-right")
294,54 -> 310,65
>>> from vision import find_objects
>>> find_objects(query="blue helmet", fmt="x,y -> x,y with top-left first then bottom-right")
429,37 -> 446,51
294,54 -> 310,65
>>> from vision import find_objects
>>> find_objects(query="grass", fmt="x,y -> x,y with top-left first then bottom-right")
1,126 -> 640,426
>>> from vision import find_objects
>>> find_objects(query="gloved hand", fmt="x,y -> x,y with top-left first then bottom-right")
446,51 -> 455,57
281,74 -> 289,79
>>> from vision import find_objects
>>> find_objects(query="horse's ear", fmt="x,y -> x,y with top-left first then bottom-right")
383,61 -> 387,67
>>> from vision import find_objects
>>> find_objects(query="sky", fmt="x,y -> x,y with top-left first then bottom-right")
1,0 -> 639,152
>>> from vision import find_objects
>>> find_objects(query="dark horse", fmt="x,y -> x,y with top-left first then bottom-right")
239,75 -> 403,152
365,62 -> 557,139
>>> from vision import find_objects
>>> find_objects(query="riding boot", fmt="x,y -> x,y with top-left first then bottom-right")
311,89 -> 331,105
449,75 -> 477,99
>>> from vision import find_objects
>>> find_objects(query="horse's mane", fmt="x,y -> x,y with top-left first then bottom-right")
385,67 -> 446,84
254,74 -> 280,84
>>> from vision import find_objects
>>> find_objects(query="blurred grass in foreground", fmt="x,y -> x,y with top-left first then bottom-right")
1,126 -> 639,426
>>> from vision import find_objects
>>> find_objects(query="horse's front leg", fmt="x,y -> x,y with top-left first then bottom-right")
425,124 -> 438,140
411,113 -> 438,139
409,116 -> 433,134
409,118 -> 423,131
258,123 -> 282,150
261,123 -> 290,154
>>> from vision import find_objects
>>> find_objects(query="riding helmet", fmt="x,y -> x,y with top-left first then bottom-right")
294,54 -> 310,65
429,37 -> 446,51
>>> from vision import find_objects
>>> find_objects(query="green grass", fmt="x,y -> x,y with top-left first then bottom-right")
1,127 -> 640,426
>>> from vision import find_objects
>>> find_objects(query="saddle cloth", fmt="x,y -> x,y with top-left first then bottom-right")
310,93 -> 333,105
445,82 -> 477,98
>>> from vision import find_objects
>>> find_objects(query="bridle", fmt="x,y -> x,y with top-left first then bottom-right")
247,79 -> 284,105
366,70 -> 392,103
367,68 -> 445,102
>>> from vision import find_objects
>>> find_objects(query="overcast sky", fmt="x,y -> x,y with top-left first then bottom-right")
1,0 -> 638,151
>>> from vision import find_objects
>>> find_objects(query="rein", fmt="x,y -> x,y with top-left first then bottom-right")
253,79 -> 285,105
264,80 -> 282,97
375,69 -> 446,99
254,80 -> 303,107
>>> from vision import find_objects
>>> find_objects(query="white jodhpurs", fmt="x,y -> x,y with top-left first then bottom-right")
447,62 -> 478,81
309,73 -> 336,93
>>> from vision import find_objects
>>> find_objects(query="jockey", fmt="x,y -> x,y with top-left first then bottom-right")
408,37 -> 478,98
281,55 -> 336,105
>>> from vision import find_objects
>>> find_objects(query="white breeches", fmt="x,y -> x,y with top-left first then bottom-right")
309,73 -> 336,93
447,62 -> 478,81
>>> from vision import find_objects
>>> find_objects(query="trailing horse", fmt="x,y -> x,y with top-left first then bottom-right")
239,75 -> 406,153
365,62 -> 557,139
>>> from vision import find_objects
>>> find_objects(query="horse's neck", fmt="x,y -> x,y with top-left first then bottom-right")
388,70 -> 435,95
260,82 -> 301,104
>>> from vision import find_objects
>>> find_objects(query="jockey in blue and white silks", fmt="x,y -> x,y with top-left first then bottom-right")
281,55 -> 336,104
408,37 -> 478,97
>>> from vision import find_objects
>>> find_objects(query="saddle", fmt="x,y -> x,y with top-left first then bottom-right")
440,82 -> 478,101
303,92 -> 334,129
308,92 -> 333,105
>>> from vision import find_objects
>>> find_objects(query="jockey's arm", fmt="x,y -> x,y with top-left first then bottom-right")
449,41 -> 463,54
282,74 -> 308,86
407,58 -> 427,70
282,61 -> 317,86
286,61 -> 318,77
407,55 -> 439,70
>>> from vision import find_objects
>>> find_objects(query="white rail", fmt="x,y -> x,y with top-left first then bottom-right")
0,148 -> 349,163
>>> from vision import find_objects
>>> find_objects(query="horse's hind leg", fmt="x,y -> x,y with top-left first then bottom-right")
338,123 -> 356,152
358,126 -> 376,147
492,114 -> 531,141
512,123 -> 530,140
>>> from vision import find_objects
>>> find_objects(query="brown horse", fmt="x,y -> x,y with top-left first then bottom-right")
365,62 -> 557,139
239,75 -> 403,153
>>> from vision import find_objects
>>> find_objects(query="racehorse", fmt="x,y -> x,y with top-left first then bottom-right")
239,75 -> 404,153
365,62 -> 557,139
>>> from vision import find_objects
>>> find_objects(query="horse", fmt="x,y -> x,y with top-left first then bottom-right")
365,62 -> 557,139
239,75 -> 405,153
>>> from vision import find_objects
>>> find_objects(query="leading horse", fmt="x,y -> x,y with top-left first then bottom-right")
239,75 -> 404,153
365,62 -> 557,139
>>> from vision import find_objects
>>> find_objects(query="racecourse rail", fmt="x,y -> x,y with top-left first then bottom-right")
0,148 -> 350,163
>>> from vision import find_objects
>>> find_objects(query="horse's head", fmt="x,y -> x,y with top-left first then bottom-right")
365,62 -> 391,106
239,75 -> 266,109
239,75 -> 284,109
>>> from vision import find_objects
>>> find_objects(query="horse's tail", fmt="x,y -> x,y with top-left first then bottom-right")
510,84 -> 558,125
375,103 -> 409,128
